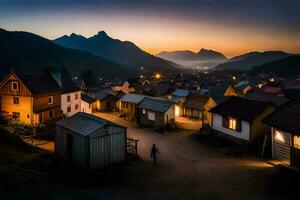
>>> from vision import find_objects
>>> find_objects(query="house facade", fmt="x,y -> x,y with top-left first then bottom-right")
263,100 -> 300,168
81,94 -> 97,114
210,97 -> 275,144
137,97 -> 175,128
120,93 -> 145,120
0,71 -> 61,124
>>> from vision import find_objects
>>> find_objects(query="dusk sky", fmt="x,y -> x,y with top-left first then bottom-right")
1,0 -> 300,57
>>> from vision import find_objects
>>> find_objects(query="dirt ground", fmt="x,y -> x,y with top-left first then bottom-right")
1,112 -> 299,200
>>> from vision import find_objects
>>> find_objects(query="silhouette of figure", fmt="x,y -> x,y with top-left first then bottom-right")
150,144 -> 160,164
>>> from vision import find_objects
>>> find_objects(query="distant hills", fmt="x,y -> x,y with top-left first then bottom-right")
251,55 -> 300,78
54,31 -> 181,72
214,51 -> 292,71
0,28 -> 132,79
156,48 -> 227,68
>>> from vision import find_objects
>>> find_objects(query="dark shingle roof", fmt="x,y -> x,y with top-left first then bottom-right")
60,74 -> 81,93
19,73 -> 61,95
81,94 -> 96,104
138,97 -> 173,113
121,93 -> 146,104
183,92 -> 209,110
210,97 -> 270,122
244,91 -> 289,107
263,99 -> 300,135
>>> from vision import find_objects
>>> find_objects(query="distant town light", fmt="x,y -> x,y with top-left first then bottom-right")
270,77 -> 275,82
140,67 -> 144,70
155,73 -> 161,79
140,75 -> 144,78
232,76 -> 236,81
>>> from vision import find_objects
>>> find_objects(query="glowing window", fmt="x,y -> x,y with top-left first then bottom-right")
228,117 -> 237,130
274,130 -> 285,143
294,135 -> 300,150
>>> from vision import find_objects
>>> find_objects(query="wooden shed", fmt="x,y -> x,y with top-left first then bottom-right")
55,112 -> 126,170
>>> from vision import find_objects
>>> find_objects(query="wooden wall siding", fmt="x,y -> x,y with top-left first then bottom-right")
0,74 -> 32,97
33,106 -> 61,124
33,93 -> 61,113
0,95 -> 33,124
121,102 -> 137,120
272,129 -> 291,165
138,109 -> 166,128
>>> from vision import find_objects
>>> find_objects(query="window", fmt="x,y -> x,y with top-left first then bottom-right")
228,117 -> 237,130
67,106 -> 71,112
38,113 -> 43,123
142,109 -> 146,115
293,135 -> 300,150
274,130 -> 286,143
75,93 -> 79,100
27,114 -> 30,119
49,110 -> 54,118
13,97 -> 19,104
148,112 -> 155,121
223,117 -> 241,131
67,95 -> 71,102
12,112 -> 20,120
11,81 -> 18,91
75,104 -> 79,110
48,96 -> 53,104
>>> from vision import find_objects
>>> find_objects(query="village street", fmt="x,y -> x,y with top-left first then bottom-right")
1,112 -> 297,200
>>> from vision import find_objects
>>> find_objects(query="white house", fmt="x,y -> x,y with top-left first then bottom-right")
51,73 -> 82,117
263,99 -> 300,168
210,97 -> 275,144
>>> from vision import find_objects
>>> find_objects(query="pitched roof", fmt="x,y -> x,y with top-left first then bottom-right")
183,92 -> 209,110
244,91 -> 289,107
263,99 -> 300,135
18,72 -> 61,95
138,97 -> 173,113
56,112 -> 124,136
210,97 -> 270,122
94,88 -> 118,100
121,93 -> 146,104
81,94 -> 96,104
60,74 -> 81,93
172,89 -> 190,97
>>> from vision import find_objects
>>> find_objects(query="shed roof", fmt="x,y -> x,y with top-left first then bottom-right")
56,112 -> 124,136
183,92 -> 209,110
121,93 -> 146,104
263,99 -> 300,135
172,89 -> 190,97
81,94 -> 96,104
138,97 -> 173,113
210,97 -> 270,122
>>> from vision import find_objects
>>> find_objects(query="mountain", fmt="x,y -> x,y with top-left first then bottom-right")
0,29 -> 135,82
156,48 -> 227,69
251,55 -> 300,78
54,31 -> 181,72
214,51 -> 292,71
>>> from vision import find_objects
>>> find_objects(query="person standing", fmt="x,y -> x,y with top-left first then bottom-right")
150,144 -> 160,164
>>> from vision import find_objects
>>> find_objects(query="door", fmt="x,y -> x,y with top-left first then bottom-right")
67,134 -> 73,160
273,129 -> 291,165
38,113 -> 43,124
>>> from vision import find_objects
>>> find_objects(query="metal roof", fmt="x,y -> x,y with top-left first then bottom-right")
172,89 -> 190,97
56,112 -> 123,136
138,97 -> 173,113
121,93 -> 146,104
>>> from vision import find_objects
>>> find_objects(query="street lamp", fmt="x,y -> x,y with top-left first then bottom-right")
155,73 -> 161,79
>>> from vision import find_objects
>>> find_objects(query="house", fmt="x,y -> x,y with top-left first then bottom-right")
182,92 -> 209,119
0,71 -> 61,124
73,79 -> 87,92
120,93 -> 146,120
55,112 -> 126,170
209,97 -> 275,144
224,83 -> 251,97
203,96 -> 229,126
93,89 -> 120,111
141,81 -> 176,97
52,73 -> 81,117
263,100 -> 300,168
170,89 -> 190,117
81,94 -> 97,114
244,90 -> 289,107
138,97 -> 175,129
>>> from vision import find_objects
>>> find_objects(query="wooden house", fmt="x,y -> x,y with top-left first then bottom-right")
55,112 -> 126,170
224,84 -> 251,97
81,94 -> 97,114
137,97 -> 175,129
93,89 -> 119,111
209,97 -> 275,144
0,71 -> 61,124
120,93 -> 145,120
182,92 -> 209,119
170,89 -> 190,117
263,100 -> 300,168
203,96 -> 229,126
